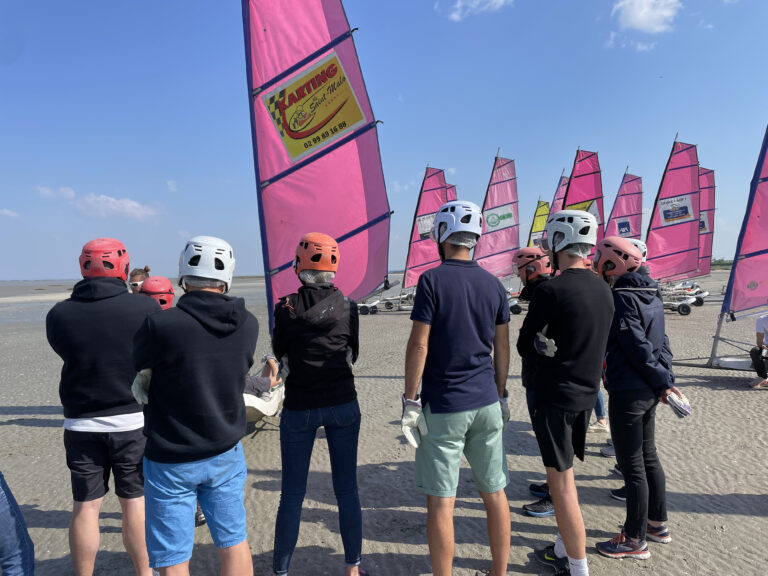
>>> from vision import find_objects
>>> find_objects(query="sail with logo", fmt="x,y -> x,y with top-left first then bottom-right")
551,171 -> 569,214
709,125 -> 768,368
241,0 -> 392,330
605,171 -> 643,239
474,156 -> 520,279
672,167 -> 716,280
403,167 -> 457,289
527,200 -> 550,247
563,149 -> 605,248
645,141 -> 701,281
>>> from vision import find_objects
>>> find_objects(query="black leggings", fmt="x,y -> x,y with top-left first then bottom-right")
609,387 -> 668,540
750,347 -> 768,379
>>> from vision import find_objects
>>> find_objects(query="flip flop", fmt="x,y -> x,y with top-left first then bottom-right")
751,380 -> 768,389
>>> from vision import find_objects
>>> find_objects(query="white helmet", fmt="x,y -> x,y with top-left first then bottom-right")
628,238 -> 648,262
543,210 -> 598,253
431,200 -> 483,244
178,235 -> 236,292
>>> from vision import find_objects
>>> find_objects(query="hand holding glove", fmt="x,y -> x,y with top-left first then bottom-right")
401,396 -> 428,448
499,393 -> 510,430
534,324 -> 557,357
132,369 -> 152,405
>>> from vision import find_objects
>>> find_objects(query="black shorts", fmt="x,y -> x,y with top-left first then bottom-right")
64,428 -> 146,502
532,405 -> 591,472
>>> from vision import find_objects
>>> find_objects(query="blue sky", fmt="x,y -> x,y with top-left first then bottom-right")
0,0 -> 766,280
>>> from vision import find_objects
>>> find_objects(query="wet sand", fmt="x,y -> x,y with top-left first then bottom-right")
1,270 -> 765,575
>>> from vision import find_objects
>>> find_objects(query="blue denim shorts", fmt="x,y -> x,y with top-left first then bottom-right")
144,443 -> 247,568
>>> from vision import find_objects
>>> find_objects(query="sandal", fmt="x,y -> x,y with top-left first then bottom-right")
751,379 -> 768,389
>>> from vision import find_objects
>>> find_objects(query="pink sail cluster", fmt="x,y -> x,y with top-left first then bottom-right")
403,168 -> 457,288
605,173 -> 643,239
723,126 -> 768,316
645,142 -> 701,281
242,0 -> 391,328
474,157 -> 520,279
563,150 -> 605,246
696,168 -> 716,277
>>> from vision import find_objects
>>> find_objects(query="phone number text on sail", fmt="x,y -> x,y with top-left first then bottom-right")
263,52 -> 366,163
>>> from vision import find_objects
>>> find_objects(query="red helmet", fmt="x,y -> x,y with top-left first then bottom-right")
513,247 -> 551,283
294,233 -> 339,275
140,276 -> 175,310
592,236 -> 643,280
79,238 -> 130,281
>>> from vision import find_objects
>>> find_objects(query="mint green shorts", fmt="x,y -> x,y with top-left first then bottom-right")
415,402 -> 509,497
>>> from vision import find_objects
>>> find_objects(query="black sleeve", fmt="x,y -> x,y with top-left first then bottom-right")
133,316 -> 156,371
272,300 -> 288,359
348,298 -> 359,363
517,283 -> 554,358
45,307 -> 60,356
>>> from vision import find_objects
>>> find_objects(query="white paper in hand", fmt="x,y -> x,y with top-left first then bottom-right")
534,324 -> 557,357
667,391 -> 691,418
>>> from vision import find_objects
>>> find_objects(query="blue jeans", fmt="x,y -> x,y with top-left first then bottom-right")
273,399 -> 362,575
595,388 -> 606,421
0,470 -> 34,575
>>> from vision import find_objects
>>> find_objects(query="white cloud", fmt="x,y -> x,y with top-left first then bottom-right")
37,185 -> 76,199
605,31 -> 618,47
612,0 -> 682,33
166,180 -> 178,192
634,40 -> 657,51
0,208 -> 20,219
443,0 -> 514,22
390,179 -> 418,194
76,194 -> 158,220
699,19 -> 714,29
447,167 -> 457,175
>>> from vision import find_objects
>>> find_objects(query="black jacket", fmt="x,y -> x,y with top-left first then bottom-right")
133,290 -> 258,463
46,277 -> 160,418
273,284 -> 358,410
604,272 -> 674,396
519,275 -> 550,303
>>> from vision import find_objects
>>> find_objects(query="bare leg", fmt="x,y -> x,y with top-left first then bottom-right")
479,489 -> 510,576
426,495 -> 455,576
546,467 -> 586,559
219,540 -> 253,576
119,496 -> 153,576
160,562 -> 189,576
70,497 -> 103,576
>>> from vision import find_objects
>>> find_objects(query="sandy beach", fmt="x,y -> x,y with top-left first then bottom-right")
1,270 -> 765,575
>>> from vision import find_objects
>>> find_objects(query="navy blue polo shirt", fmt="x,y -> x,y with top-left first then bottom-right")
411,259 -> 510,413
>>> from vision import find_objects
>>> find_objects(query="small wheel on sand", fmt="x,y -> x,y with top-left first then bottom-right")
359,305 -> 369,315
510,304 -> 523,315
369,305 -> 378,315
694,296 -> 705,306
677,303 -> 691,316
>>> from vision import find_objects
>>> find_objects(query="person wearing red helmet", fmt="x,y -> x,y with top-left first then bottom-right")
140,276 -> 175,310
593,237 -> 682,561
46,238 -> 159,576
270,232 -> 366,576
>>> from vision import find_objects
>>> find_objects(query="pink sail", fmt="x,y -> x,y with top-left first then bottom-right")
563,150 -> 605,244
551,173 -> 569,213
722,125 -> 768,316
696,168 -> 715,277
645,141 -> 700,281
605,172 -> 643,239
242,0 -> 391,329
403,167 -> 456,288
474,157 -> 520,279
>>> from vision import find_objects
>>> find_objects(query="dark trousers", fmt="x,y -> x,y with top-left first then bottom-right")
609,387 -> 667,540
522,357 -> 536,422
750,347 -> 768,378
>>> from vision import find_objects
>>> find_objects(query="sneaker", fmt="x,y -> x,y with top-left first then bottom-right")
588,421 -> 609,433
612,464 -> 623,477
596,531 -> 650,559
646,523 -> 672,543
529,482 -> 549,498
607,437 -> 613,446
534,544 -> 568,570
600,445 -> 616,458
552,566 -> 570,575
195,503 -> 207,527
523,496 -> 555,517
610,486 -> 627,501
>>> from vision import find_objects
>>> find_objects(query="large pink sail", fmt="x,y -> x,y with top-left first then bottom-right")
605,172 -> 642,239
645,141 -> 700,281
242,0 -> 391,329
563,150 -> 605,244
403,167 -> 455,288
551,173 -> 569,213
696,168 -> 715,277
722,125 -> 768,316
474,157 -> 520,279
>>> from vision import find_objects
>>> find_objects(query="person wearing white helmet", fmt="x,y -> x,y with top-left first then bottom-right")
133,236 -> 258,575
516,211 -> 614,576
403,200 -> 511,576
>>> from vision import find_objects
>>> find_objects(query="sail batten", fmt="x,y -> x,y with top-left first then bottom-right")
474,156 -> 520,279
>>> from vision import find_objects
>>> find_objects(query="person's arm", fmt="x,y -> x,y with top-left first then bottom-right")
757,332 -> 765,349
132,317 -> 155,371
516,284 -> 553,358
493,323 -> 510,397
349,298 -> 359,364
404,321 -> 430,400
272,301 -> 288,359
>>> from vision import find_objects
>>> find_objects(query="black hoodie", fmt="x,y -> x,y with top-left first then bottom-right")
133,290 -> 258,463
46,277 -> 160,418
273,284 -> 358,410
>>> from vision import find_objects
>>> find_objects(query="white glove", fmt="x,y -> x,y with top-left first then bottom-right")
534,324 -> 557,357
401,398 -> 428,448
132,369 -> 152,405
499,395 -> 510,430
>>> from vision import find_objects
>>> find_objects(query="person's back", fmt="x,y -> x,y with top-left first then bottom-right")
414,259 -> 507,413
